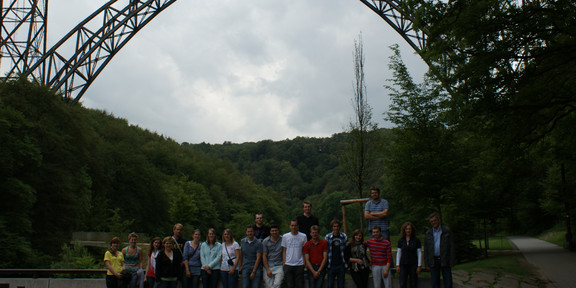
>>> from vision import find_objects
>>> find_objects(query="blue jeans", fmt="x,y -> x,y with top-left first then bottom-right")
202,269 -> 220,288
221,270 -> 239,288
327,264 -> 345,288
430,257 -> 452,288
307,264 -> 326,288
242,267 -> 262,288
128,269 -> 145,288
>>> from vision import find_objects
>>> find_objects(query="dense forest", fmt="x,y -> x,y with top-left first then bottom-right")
0,78 -> 289,268
1,0 -> 575,269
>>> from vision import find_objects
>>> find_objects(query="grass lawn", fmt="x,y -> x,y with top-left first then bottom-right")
539,225 -> 566,247
471,236 -> 514,250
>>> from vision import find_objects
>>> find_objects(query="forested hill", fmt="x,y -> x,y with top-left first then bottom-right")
0,79 -> 291,268
183,132 -> 382,207
181,131 -> 393,231
2,76 -> 570,268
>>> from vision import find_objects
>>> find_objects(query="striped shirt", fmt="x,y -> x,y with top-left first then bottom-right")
364,237 -> 392,266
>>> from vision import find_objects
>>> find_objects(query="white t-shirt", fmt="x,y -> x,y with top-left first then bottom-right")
281,232 -> 307,266
221,241 -> 240,271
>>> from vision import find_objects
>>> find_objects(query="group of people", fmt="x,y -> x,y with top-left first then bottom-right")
104,188 -> 455,288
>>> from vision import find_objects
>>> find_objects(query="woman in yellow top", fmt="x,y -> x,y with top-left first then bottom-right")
105,237 -> 125,288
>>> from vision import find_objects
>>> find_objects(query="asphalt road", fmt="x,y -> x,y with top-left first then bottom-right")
508,236 -> 576,288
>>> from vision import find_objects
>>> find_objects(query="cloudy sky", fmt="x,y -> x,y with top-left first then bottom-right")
46,0 -> 427,144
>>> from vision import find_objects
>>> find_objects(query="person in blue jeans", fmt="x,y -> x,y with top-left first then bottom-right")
122,232 -> 145,288
221,229 -> 241,288
241,225 -> 263,288
325,220 -> 347,288
184,229 -> 203,288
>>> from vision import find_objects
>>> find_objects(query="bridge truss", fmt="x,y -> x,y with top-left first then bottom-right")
359,0 -> 426,52
0,0 -> 48,77
1,0 -> 425,103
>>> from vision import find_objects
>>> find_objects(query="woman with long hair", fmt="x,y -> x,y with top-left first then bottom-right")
344,229 -> 370,288
105,237 -> 125,288
220,229 -> 240,288
201,228 -> 221,288
145,237 -> 162,288
396,222 -> 422,288
184,229 -> 203,288
156,237 -> 183,288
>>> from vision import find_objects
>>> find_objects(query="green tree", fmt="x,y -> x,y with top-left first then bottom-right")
385,44 -> 454,215
384,45 -> 483,261
339,33 -> 384,231
51,242 -> 100,270
411,0 -> 576,236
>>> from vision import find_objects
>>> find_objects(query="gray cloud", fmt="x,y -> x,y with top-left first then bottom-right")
46,0 -> 427,144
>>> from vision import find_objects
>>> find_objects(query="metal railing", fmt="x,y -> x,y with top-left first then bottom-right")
0,269 -> 106,278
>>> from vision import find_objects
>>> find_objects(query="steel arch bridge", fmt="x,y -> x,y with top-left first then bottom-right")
1,0 -> 426,104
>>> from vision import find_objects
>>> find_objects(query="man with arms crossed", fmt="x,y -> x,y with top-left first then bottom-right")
282,220 -> 307,288
424,213 -> 455,288
262,224 -> 283,288
241,225 -> 263,288
364,187 -> 390,240
364,226 -> 392,288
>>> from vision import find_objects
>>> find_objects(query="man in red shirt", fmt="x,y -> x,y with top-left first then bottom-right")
303,225 -> 328,288
364,226 -> 392,288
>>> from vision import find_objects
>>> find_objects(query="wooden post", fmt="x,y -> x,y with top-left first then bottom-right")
339,198 -> 370,235
342,205 -> 347,235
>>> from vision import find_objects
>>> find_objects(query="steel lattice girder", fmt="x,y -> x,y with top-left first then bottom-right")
359,0 -> 426,53
2,0 -> 426,103
25,0 -> 177,104
0,0 -> 48,76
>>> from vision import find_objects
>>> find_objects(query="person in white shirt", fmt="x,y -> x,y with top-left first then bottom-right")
281,220 -> 307,288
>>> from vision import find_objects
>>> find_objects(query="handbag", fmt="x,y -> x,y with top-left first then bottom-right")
225,243 -> 235,266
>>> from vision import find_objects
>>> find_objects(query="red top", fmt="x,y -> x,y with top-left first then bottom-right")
303,239 -> 328,265
364,237 -> 392,266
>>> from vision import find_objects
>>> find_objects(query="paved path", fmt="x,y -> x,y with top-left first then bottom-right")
508,236 -> 576,288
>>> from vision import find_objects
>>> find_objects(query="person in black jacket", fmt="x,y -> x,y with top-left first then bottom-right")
344,229 -> 370,288
423,213 -> 455,288
157,236 -> 184,288
396,222 -> 422,288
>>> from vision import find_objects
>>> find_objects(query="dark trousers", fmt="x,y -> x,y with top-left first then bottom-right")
107,275 -> 119,288
283,265 -> 304,288
430,257 -> 452,288
186,275 -> 201,288
327,264 -> 345,288
350,268 -> 370,288
146,276 -> 157,288
398,264 -> 418,288
202,269 -> 220,288
158,280 -> 178,288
